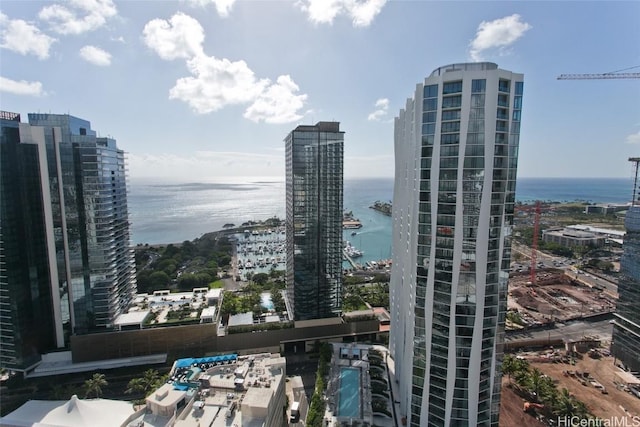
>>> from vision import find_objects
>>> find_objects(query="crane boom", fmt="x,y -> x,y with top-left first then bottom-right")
557,73 -> 640,80
530,201 -> 541,286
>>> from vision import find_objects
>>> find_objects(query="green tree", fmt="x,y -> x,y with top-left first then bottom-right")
177,273 -> 198,290
271,288 -> 286,312
155,259 -> 177,275
527,368 -> 550,403
163,244 -> 180,258
125,369 -> 164,397
252,273 -> 269,286
136,269 -> 152,292
149,271 -> 170,288
84,373 -> 108,399
221,292 -> 239,317
502,355 -> 516,384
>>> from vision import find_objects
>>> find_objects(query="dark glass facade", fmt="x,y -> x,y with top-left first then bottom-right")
611,205 -> 640,371
27,114 -> 136,334
285,122 -> 344,320
0,112 -> 58,370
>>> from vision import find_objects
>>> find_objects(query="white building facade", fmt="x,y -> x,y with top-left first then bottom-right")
390,63 -> 523,426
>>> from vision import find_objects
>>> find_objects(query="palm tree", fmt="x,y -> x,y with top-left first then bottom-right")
502,355 -> 516,384
553,388 -> 577,417
126,369 -> 164,396
527,368 -> 547,402
84,373 -> 108,399
513,358 -> 531,387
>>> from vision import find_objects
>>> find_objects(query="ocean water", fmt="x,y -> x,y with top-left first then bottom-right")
128,177 -> 632,263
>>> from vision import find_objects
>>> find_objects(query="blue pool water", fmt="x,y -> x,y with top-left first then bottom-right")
260,292 -> 274,310
338,368 -> 361,418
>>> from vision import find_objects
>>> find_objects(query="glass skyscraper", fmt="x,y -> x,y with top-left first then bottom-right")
0,112 -> 136,370
390,63 -> 523,426
611,163 -> 640,371
285,122 -> 344,321
1,112 -> 63,370
26,113 -> 136,335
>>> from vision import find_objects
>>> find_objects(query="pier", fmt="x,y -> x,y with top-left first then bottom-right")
343,249 -> 361,269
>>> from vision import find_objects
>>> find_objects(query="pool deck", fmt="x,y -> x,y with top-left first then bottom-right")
324,344 -> 378,426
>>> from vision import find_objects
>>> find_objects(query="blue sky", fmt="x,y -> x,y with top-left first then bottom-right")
1,0 -> 639,180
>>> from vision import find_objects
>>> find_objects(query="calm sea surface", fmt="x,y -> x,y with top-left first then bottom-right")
128,177 -> 633,263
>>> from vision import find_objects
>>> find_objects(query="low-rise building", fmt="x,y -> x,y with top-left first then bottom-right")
584,204 -> 628,215
140,352 -> 287,427
542,228 -> 606,247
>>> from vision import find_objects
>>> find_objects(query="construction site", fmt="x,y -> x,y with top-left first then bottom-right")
507,269 -> 616,326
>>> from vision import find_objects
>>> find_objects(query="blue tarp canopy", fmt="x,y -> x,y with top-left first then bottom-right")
175,354 -> 238,369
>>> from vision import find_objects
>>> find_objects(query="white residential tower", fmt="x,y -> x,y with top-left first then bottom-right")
390,62 -> 523,426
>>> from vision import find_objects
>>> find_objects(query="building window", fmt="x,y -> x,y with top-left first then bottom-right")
423,98 -> 438,111
442,95 -> 462,109
498,79 -> 510,93
423,111 -> 437,123
424,84 -> 438,98
441,121 -> 460,133
442,110 -> 461,121
515,81 -> 524,95
443,81 -> 463,94
472,79 -> 486,93
422,123 -> 436,135
514,96 -> 522,109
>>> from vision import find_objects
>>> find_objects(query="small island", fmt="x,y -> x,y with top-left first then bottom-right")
370,201 -> 392,216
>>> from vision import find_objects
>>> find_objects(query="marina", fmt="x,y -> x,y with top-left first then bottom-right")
233,228 -> 286,281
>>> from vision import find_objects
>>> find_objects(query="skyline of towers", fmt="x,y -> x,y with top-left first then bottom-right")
284,121 -> 344,321
0,112 -> 136,370
389,63 -> 523,426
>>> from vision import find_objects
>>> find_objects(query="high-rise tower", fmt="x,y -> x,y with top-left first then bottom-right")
26,113 -> 136,335
0,112 -> 136,361
285,122 -> 344,321
390,63 -> 523,426
1,112 -> 64,370
611,158 -> 640,372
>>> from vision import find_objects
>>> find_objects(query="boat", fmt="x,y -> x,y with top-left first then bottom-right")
343,241 -> 363,258
343,220 -> 362,229
351,231 -> 357,236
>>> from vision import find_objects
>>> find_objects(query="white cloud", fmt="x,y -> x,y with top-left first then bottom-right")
0,12 -> 56,59
143,13 -> 204,60
299,0 -> 387,27
0,76 -> 45,96
185,0 -> 237,17
367,97 -> 389,121
170,55 -> 268,113
625,131 -> 640,144
244,75 -> 308,123
145,13 -> 307,123
469,14 -> 532,61
79,45 -> 111,66
38,0 -> 118,35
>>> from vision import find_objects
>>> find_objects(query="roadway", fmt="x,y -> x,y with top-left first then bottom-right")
506,317 -> 614,344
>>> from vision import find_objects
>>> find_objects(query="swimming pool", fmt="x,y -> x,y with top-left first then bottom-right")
260,292 -> 274,310
338,367 -> 361,418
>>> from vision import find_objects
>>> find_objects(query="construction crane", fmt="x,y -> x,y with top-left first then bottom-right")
530,201 -> 541,286
557,65 -> 640,80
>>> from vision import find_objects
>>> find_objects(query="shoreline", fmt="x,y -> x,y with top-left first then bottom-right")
131,199 -> 630,247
